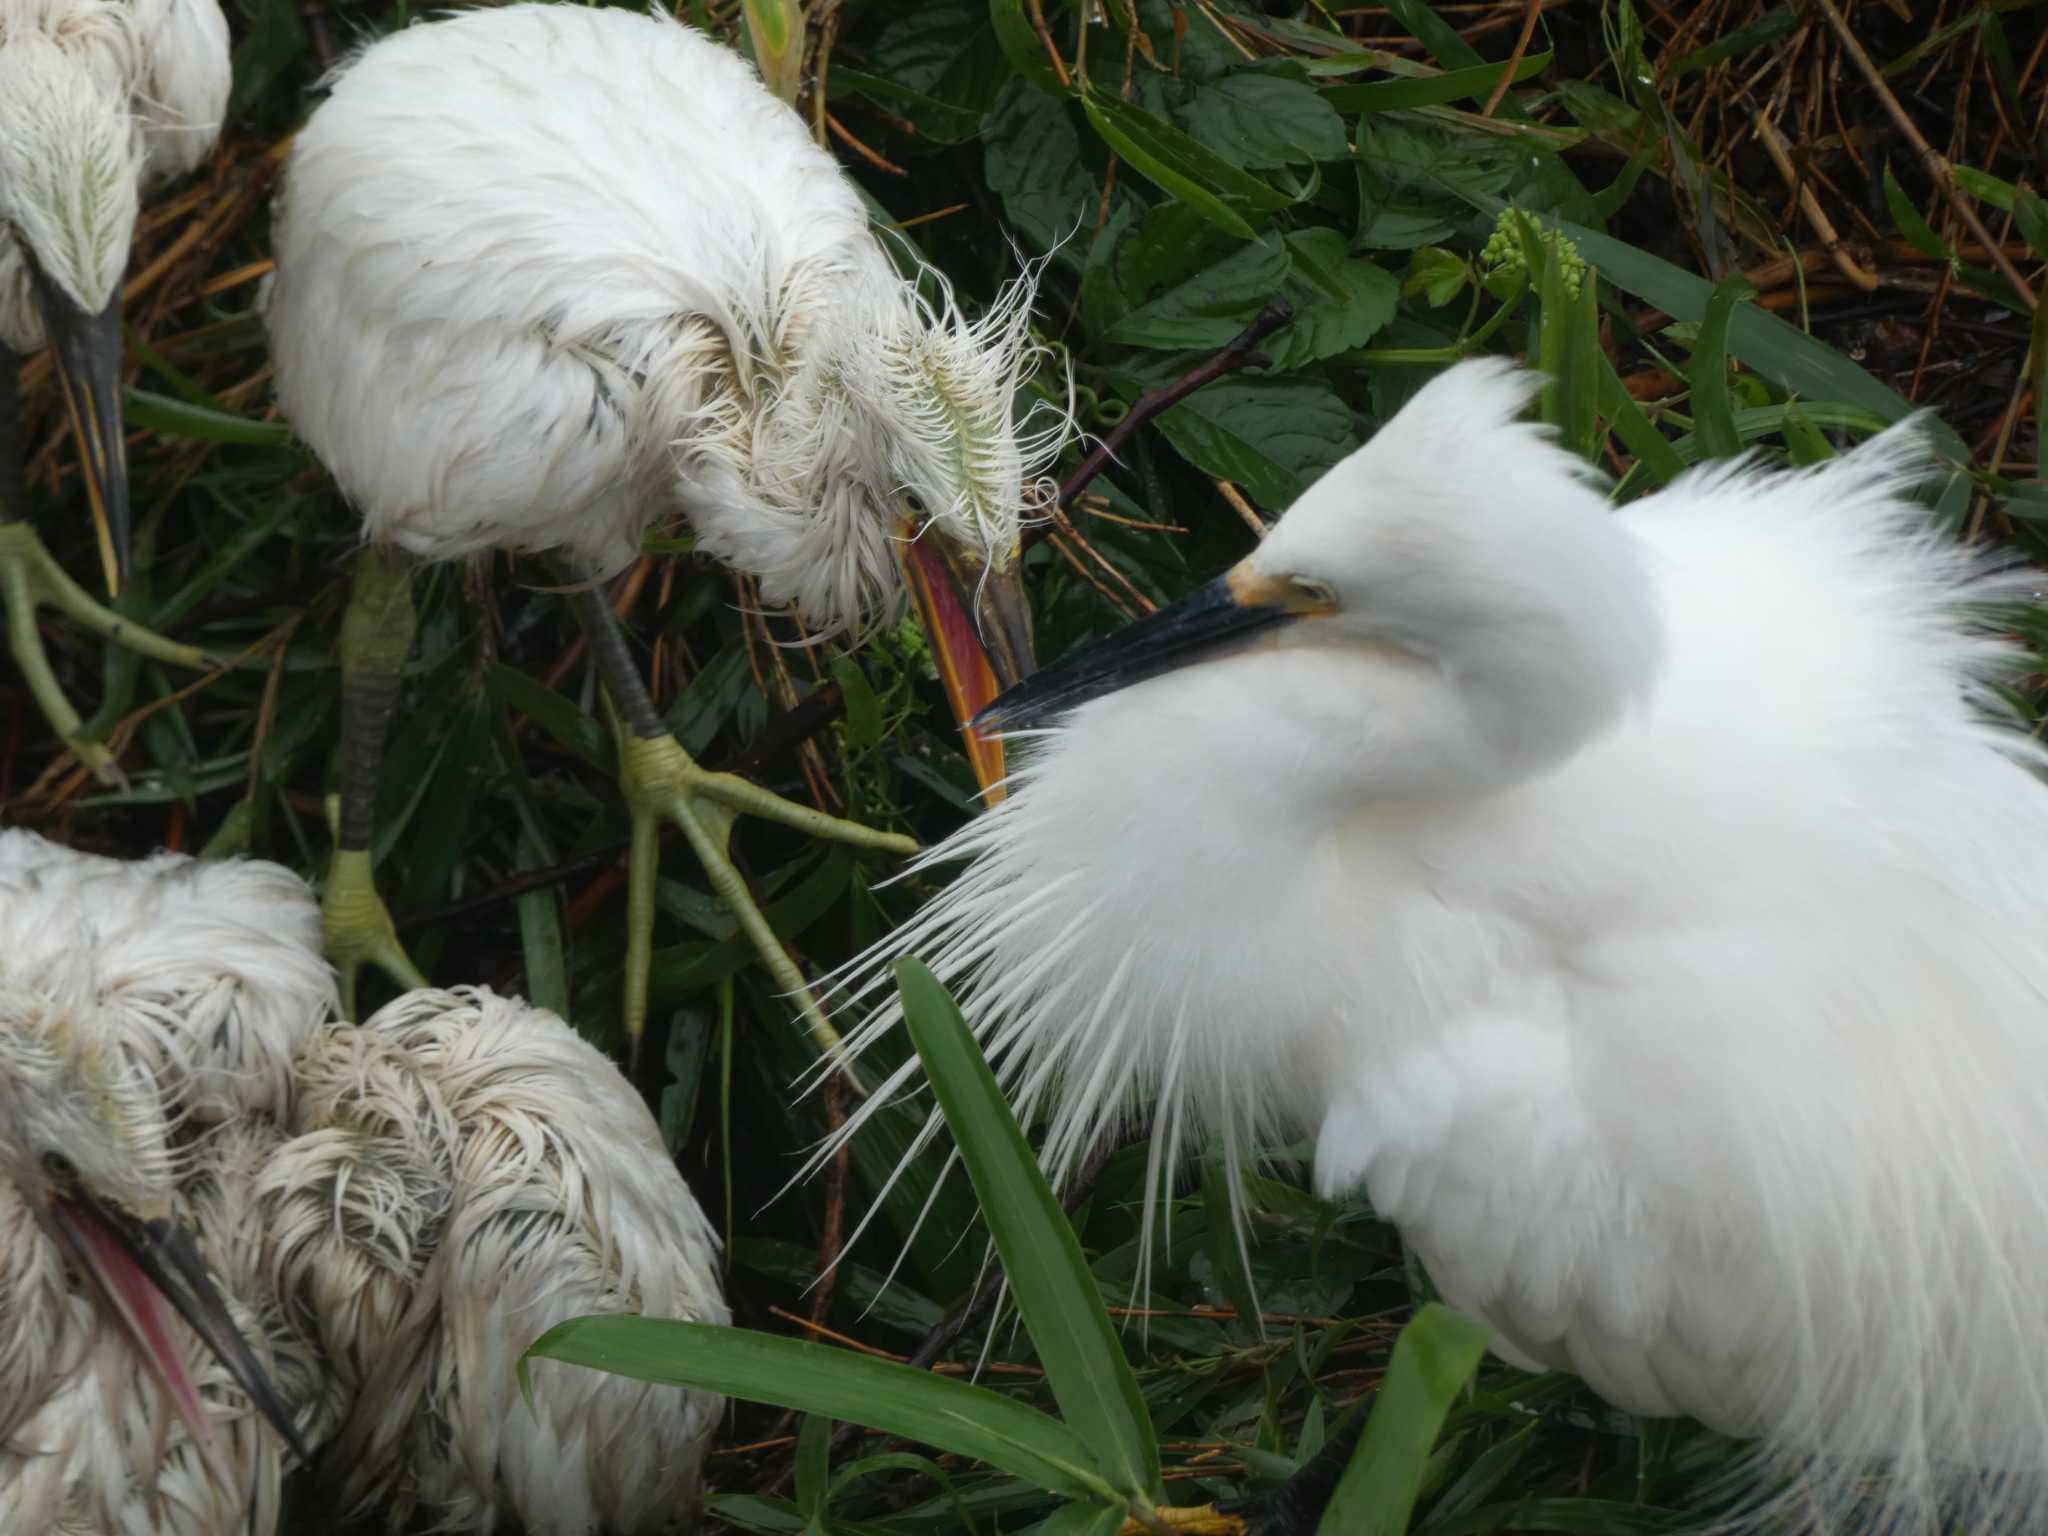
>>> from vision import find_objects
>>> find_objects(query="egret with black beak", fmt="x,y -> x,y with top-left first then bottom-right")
265,3 -> 1066,1038
829,360 -> 2048,1534
1,0 -> 237,780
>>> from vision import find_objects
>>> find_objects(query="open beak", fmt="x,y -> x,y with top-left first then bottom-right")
45,1185 -> 312,1486
975,563 -> 1334,732
900,525 -> 1036,802
30,270 -> 130,597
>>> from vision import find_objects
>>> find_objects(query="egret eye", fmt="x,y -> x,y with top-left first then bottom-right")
1291,576 -> 1340,610
905,492 -> 928,516
41,1150 -> 77,1184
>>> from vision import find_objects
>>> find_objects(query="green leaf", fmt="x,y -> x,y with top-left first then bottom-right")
1780,401 -> 1835,466
1151,376 -> 1358,509
1272,230 -> 1400,367
1104,236 -> 1293,351
123,389 -> 296,447
1883,166 -> 1950,262
795,1413 -> 830,1523
1316,1304 -> 1493,1535
856,2 -> 1011,144
1691,277 -> 1756,461
1322,51 -> 1551,113
1404,247 -> 1470,308
1032,1501 -> 1130,1535
484,663 -> 612,773
523,1319 -> 1114,1500
984,81 -> 1097,254
1179,72 -> 1348,169
989,0 -> 1066,94
515,825 -> 569,1019
894,958 -> 1162,1502
1081,85 -> 1291,238
2015,190 -> 2048,263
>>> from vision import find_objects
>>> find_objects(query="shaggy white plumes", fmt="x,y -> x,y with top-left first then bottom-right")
264,986 -> 727,1536
823,360 -> 2048,1533
265,1 -> 1074,634
0,0 -> 228,345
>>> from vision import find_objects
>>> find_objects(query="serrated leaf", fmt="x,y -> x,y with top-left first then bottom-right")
1103,236 -> 1293,351
984,81 -> 1097,253
1179,72 -> 1347,169
1272,229 -> 1399,366
1151,377 -> 1357,509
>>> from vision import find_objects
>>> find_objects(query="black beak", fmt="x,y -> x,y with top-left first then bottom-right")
52,1184 -> 314,1469
974,570 -> 1296,732
30,270 -> 130,596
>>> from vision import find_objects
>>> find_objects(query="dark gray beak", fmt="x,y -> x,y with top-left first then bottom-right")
30,269 -> 130,596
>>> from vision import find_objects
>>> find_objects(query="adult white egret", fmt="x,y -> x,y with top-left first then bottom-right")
1,0 -> 237,778
263,2 -> 1069,1038
0,828 -> 325,1530
828,360 -> 2048,1532
258,985 -> 729,1534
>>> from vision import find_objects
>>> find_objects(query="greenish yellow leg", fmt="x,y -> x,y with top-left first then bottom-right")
322,547 -> 430,1017
569,581 -> 918,1057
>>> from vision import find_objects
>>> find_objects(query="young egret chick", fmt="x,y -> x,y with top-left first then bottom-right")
0,914 -> 319,1526
264,2 -> 1068,1040
829,360 -> 2048,1533
256,986 -> 728,1534
0,0 -> 235,779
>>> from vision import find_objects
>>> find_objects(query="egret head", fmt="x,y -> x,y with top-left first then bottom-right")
979,359 -> 1664,798
870,262 -> 1070,795
0,0 -> 146,591
0,985 -> 313,1481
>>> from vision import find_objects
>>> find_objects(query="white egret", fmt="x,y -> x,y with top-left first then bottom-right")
262,2 -> 1070,1038
827,359 -> 2048,1532
258,985 -> 729,1534
1,0 -> 237,779
0,828 -> 324,1530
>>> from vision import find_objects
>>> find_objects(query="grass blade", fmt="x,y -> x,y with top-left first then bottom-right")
894,958 -> 1163,1503
522,1318 -> 1115,1501
1316,1304 -> 1493,1535
1691,277 -> 1756,461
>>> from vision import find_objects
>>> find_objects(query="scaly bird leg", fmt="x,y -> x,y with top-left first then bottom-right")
323,545 -> 429,1019
564,576 -> 918,1058
1,347 -> 227,784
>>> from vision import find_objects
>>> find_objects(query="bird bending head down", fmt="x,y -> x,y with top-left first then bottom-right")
264,2 -> 1070,786
0,0 -> 230,590
823,360 -> 2048,1532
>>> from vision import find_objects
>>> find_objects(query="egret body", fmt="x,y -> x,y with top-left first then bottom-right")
258,986 -> 729,1534
0,0 -> 236,779
831,361 -> 2048,1531
264,3 -> 1067,1034
0,829 -> 327,1530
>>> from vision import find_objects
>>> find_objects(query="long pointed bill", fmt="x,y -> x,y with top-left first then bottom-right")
901,529 -> 1035,802
48,1191 -> 312,1484
30,272 -> 130,596
975,564 -> 1335,732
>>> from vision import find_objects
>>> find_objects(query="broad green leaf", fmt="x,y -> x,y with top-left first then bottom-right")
1104,236 -> 1293,351
1272,229 -> 1400,367
515,825 -> 568,1019
1180,72 -> 1347,169
984,82 -> 1097,254
894,958 -> 1161,1501
1031,1501 -> 1130,1535
858,2 -> 1011,145
1595,356 -> 1685,487
523,1319 -> 1114,1500
1404,247 -> 1470,307
1316,1304 -> 1493,1534
795,1413 -> 830,1524
1322,51 -> 1551,113
1151,377 -> 1357,509
1780,402 -> 1836,466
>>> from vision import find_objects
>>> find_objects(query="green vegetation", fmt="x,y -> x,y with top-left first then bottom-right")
8,1 -> 2044,1530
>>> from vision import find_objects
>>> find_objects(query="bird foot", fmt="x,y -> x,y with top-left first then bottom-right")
322,845 -> 429,1021
614,729 -> 918,1057
0,520 -> 223,784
